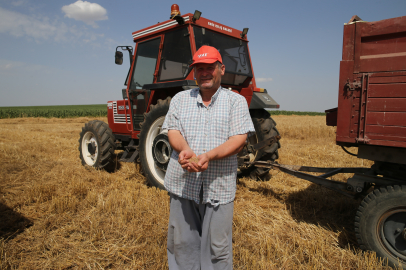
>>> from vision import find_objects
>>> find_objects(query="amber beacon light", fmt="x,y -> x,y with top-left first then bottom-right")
170,4 -> 181,18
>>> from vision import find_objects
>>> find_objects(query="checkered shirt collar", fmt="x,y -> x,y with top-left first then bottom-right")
194,86 -> 222,106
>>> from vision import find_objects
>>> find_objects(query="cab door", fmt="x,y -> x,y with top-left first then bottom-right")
128,37 -> 162,131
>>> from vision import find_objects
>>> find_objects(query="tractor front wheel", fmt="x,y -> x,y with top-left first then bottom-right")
355,185 -> 406,268
138,98 -> 172,190
78,120 -> 116,168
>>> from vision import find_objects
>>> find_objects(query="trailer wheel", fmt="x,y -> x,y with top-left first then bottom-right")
138,98 -> 171,190
239,109 -> 280,179
79,120 -> 116,168
355,185 -> 406,268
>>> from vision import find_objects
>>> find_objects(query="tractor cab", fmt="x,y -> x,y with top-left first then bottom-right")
112,5 -> 278,135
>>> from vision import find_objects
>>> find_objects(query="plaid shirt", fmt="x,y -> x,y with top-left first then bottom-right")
162,87 -> 255,206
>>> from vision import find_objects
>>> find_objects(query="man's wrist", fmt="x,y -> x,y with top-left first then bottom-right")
183,146 -> 193,153
205,150 -> 215,161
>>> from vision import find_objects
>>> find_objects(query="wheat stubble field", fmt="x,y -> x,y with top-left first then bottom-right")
0,116 -> 400,269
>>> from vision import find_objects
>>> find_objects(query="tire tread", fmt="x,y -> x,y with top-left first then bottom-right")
138,97 -> 172,189
240,109 -> 280,180
354,185 -> 406,268
79,120 -> 116,169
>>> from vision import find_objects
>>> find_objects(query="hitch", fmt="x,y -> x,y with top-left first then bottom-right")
249,135 -> 281,152
238,135 -> 281,165
248,161 -> 373,198
119,139 -> 139,163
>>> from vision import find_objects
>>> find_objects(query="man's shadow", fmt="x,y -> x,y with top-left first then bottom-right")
242,182 -> 361,249
0,202 -> 33,240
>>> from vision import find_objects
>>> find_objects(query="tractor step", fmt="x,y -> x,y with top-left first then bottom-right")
119,139 -> 139,163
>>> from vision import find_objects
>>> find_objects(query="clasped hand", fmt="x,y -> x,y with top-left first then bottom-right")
178,149 -> 209,172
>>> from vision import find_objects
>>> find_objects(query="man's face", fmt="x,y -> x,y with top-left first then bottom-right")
194,62 -> 225,91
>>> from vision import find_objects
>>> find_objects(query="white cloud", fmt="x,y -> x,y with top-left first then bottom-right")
11,0 -> 27,7
0,59 -> 53,74
0,7 -> 109,46
105,37 -> 118,50
0,62 -> 14,71
256,78 -> 273,82
0,7 -> 59,40
62,1 -> 108,28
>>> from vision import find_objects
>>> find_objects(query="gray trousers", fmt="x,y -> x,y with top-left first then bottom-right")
167,190 -> 234,270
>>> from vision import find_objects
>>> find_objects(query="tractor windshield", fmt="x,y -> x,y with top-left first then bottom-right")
194,26 -> 252,86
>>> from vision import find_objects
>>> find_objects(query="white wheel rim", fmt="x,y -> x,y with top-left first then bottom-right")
145,116 -> 166,185
82,131 -> 98,166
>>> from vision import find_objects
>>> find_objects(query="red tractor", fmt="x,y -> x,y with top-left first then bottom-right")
79,5 -> 281,190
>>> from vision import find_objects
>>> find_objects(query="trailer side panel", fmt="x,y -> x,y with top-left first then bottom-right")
336,16 -> 406,148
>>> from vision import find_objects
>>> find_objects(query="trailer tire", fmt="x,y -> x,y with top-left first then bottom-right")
355,185 -> 406,268
239,109 -> 280,180
79,120 -> 116,169
138,97 -> 171,190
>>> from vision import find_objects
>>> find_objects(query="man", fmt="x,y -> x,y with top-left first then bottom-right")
162,45 -> 255,270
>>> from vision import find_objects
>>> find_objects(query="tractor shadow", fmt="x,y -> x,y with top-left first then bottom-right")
0,202 -> 33,240
245,182 -> 361,249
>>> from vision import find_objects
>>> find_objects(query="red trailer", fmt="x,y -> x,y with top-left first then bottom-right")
256,15 -> 406,268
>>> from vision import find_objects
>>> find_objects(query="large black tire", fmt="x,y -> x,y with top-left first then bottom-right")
238,109 -> 280,179
355,185 -> 406,268
79,120 -> 116,168
138,98 -> 171,190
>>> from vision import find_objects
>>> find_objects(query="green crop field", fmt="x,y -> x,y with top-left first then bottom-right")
0,104 -> 107,118
0,105 -> 325,119
269,110 -> 325,116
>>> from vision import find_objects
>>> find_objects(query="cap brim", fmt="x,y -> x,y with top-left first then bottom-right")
190,58 -> 221,67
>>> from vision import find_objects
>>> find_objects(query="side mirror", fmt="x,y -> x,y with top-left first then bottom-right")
115,51 -> 123,65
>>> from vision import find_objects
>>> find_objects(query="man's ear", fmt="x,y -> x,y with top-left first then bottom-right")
220,64 -> 225,76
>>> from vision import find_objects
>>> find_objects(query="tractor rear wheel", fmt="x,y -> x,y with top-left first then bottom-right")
238,109 -> 280,179
138,98 -> 172,190
355,185 -> 406,268
79,120 -> 116,168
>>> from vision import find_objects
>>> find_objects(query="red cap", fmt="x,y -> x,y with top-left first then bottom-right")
190,45 -> 222,67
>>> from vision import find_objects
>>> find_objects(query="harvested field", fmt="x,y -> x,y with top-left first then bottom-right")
0,116 -> 401,269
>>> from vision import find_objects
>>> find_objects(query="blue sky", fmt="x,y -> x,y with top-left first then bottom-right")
0,0 -> 405,112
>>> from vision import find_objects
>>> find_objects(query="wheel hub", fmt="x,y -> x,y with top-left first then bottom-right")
87,141 -> 96,155
152,133 -> 172,171
380,209 -> 406,258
